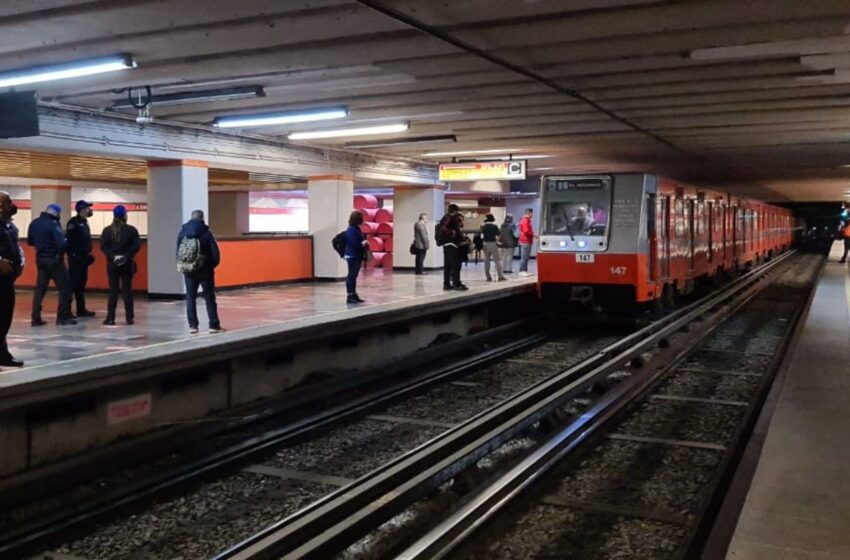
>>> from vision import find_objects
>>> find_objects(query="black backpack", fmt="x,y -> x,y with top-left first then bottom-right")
332,231 -> 346,258
435,215 -> 452,246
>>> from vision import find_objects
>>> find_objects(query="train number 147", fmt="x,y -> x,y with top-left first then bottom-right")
609,266 -> 627,276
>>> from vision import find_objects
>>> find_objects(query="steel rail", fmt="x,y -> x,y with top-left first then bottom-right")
215,252 -> 795,560
0,326 -> 547,558
398,256 -> 795,560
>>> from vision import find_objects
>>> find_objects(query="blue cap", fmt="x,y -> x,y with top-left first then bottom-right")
113,204 -> 127,218
75,200 -> 92,212
47,203 -> 62,215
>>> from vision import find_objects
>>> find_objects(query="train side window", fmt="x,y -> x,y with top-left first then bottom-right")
675,199 -> 685,237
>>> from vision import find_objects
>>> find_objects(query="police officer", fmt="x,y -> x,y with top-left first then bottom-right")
66,200 -> 96,317
0,192 -> 24,367
27,203 -> 76,326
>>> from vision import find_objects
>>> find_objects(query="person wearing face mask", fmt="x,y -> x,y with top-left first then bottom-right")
0,192 -> 24,367
66,200 -> 96,318
28,203 -> 75,326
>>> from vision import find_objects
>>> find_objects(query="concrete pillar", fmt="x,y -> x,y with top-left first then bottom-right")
209,191 -> 249,237
31,184 -> 72,218
393,186 -> 445,270
309,175 -> 354,279
147,159 -> 209,296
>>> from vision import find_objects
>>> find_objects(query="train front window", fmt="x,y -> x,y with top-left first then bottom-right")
543,177 -> 612,237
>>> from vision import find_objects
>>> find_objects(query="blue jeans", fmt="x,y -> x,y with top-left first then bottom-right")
519,243 -> 532,272
345,257 -> 360,295
184,271 -> 220,329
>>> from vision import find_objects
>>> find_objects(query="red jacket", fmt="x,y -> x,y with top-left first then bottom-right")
519,215 -> 534,244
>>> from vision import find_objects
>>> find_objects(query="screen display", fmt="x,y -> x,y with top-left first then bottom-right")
0,91 -> 40,139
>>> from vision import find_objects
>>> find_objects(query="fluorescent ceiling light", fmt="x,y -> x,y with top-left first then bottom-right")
530,167 -> 555,171
424,148 -> 523,157
0,54 -> 136,89
112,86 -> 264,109
458,154 -> 554,162
345,134 -> 456,149
288,123 -> 408,140
214,107 -> 349,128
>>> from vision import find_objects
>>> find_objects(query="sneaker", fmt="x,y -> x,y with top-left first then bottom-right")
77,309 -> 96,317
31,319 -> 46,327
498,277 -> 508,281
0,356 -> 23,368
102,318 -> 116,326
57,318 -> 78,326
209,327 -> 226,334
443,284 -> 454,291
454,284 -> 469,291
189,327 -> 199,334
346,295 -> 363,304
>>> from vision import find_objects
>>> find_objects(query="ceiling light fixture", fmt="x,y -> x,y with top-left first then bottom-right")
458,154 -> 554,162
288,123 -> 408,140
344,134 -> 456,149
423,148 -> 523,157
214,106 -> 349,128
113,86 -> 264,109
0,54 -> 136,89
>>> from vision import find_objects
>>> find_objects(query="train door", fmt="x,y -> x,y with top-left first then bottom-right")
688,199 -> 695,270
648,192 -> 658,283
707,201 -> 714,263
658,196 -> 670,279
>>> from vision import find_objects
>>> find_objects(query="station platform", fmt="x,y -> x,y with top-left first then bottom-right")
726,244 -> 850,560
2,261 -> 536,371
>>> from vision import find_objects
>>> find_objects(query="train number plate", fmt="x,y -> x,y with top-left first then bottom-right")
576,253 -> 595,263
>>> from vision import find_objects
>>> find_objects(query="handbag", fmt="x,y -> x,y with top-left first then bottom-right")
409,242 -> 417,255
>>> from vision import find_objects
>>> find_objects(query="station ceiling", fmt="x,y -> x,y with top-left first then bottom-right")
4,0 -> 850,201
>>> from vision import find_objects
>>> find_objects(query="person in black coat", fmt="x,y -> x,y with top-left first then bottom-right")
0,192 -> 24,367
66,200 -> 96,317
177,210 -> 223,334
100,205 -> 140,325
27,203 -> 75,326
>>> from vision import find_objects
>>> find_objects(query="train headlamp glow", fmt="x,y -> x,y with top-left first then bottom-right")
577,240 -> 587,248
559,241 -> 567,247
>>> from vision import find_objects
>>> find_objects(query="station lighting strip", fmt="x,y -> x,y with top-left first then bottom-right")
288,123 -> 409,140
0,54 -> 136,89
214,107 -> 350,128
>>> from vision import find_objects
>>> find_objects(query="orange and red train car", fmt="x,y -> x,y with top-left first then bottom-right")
537,174 -> 794,310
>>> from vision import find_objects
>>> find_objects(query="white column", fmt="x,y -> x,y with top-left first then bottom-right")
209,191 -> 249,237
147,159 -> 209,296
393,186 -> 445,270
309,174 -> 354,279
31,184 -> 72,218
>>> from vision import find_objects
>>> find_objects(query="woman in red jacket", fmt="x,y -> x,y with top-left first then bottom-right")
518,208 -> 535,276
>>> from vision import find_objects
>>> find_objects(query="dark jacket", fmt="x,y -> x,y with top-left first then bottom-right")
27,212 -> 67,260
0,220 -> 22,280
100,221 -> 141,265
344,224 -> 366,259
480,222 -> 499,242
439,212 -> 465,246
66,215 -> 93,257
177,219 -> 220,272
499,222 -> 518,247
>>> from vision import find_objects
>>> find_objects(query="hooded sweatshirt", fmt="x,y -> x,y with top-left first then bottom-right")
177,219 -> 220,272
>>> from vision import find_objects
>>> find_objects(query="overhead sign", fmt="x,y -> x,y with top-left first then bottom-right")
439,160 -> 527,182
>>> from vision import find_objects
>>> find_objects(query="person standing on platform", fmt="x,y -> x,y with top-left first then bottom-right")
345,210 -> 367,304
100,205 -> 140,325
437,203 -> 468,291
481,214 -> 506,282
499,214 -> 518,274
177,210 -> 223,334
413,213 -> 429,275
0,192 -> 24,367
28,203 -> 76,326
839,203 -> 850,263
66,200 -> 96,318
518,207 -> 536,277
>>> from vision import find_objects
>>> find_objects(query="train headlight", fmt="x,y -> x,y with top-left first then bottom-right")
559,240 -> 567,248
577,240 -> 587,248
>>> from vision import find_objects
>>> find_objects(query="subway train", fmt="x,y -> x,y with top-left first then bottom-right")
536,173 -> 795,311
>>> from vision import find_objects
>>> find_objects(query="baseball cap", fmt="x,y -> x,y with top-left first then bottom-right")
113,204 -> 127,218
75,200 -> 93,212
46,203 -> 62,215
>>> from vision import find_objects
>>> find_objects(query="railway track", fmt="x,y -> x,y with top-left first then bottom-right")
199,250 -> 812,560
10,322 -> 620,559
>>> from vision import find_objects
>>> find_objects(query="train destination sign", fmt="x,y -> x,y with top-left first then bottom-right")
439,160 -> 527,182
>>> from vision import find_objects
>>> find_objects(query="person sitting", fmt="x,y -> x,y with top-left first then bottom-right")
570,207 -> 595,235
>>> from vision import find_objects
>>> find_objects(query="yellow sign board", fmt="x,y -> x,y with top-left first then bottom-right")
438,160 -> 527,182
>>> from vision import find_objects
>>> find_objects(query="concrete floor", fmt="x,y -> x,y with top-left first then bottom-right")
726,243 -> 850,560
3,260 -> 537,370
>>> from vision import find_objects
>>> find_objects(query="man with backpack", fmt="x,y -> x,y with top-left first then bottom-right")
177,210 -> 223,334
436,203 -> 468,291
